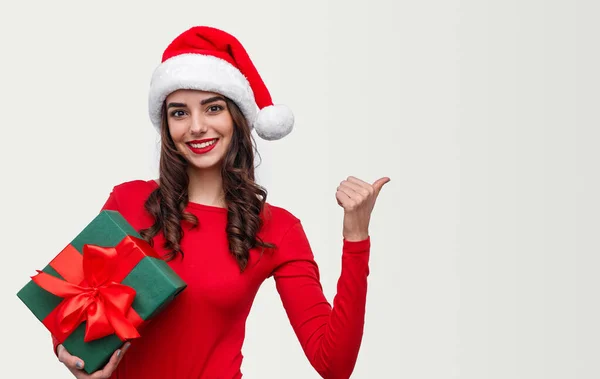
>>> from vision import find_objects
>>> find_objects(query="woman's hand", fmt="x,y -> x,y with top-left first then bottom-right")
336,176 -> 390,241
57,342 -> 131,378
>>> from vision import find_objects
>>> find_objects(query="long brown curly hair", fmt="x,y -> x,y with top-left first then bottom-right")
139,96 -> 274,271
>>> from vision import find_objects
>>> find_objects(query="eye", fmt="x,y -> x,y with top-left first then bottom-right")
170,110 -> 186,118
207,104 -> 224,113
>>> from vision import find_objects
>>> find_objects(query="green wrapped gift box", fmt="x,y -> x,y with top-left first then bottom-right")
17,210 -> 186,374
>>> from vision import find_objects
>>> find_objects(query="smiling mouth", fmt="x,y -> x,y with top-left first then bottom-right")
187,139 -> 218,149
186,138 -> 219,155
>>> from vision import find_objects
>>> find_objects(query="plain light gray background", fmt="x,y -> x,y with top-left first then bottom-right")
1,0 -> 598,378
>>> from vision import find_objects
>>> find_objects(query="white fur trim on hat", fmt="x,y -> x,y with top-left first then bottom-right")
148,54 -> 258,130
254,105 -> 294,140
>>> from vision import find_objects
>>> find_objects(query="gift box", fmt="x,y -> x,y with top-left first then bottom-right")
17,210 -> 186,374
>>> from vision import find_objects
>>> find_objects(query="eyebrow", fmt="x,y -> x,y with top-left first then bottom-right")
166,96 -> 226,109
200,96 -> 226,105
166,102 -> 186,109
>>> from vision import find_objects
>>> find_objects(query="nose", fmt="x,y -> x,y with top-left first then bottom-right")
190,113 -> 208,135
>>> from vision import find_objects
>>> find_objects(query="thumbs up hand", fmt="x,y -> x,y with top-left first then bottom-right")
336,176 -> 390,241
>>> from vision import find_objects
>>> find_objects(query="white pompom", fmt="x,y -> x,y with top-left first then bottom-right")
254,104 -> 294,141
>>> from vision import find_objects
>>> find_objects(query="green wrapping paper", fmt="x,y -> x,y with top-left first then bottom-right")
17,210 -> 186,374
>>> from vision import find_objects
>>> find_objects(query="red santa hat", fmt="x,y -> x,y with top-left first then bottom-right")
148,26 -> 294,141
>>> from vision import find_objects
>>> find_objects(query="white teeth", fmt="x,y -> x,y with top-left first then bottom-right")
189,139 -> 217,149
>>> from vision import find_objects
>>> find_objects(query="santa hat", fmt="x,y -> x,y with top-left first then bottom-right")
148,26 -> 294,141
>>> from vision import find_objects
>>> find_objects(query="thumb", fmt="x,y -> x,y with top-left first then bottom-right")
58,345 -> 85,370
372,177 -> 391,196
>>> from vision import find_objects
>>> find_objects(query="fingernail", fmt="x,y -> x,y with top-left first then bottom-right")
76,361 -> 83,369
117,349 -> 122,357
124,342 -> 131,351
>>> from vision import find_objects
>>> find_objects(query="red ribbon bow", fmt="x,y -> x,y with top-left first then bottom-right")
32,244 -> 141,342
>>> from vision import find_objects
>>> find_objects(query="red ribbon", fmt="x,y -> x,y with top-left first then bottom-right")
32,237 -> 157,343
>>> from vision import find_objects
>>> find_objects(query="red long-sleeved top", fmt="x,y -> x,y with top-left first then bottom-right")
53,179 -> 370,378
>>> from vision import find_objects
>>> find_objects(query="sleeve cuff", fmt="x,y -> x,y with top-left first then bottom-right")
342,236 -> 371,254
52,335 -> 60,357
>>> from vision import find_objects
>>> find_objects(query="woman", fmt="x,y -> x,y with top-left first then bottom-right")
55,26 -> 389,379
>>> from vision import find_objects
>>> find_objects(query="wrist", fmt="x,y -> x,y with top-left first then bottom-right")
343,231 -> 369,241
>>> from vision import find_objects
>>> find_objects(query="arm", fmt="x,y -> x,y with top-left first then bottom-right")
274,175 -> 389,378
273,221 -> 371,379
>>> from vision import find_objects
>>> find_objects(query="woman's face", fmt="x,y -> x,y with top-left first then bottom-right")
165,89 -> 235,172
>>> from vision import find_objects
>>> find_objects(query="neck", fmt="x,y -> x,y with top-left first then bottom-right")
186,166 -> 226,208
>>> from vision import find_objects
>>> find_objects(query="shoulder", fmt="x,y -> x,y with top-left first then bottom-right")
107,179 -> 157,209
260,203 -> 315,267
262,202 -> 300,225
112,179 -> 158,192
103,179 -> 158,229
111,179 -> 157,196
260,202 -> 302,242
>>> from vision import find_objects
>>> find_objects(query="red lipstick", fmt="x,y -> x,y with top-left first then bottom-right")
186,138 -> 218,155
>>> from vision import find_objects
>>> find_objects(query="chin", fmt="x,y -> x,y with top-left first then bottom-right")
187,159 -> 223,171
189,163 -> 217,170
